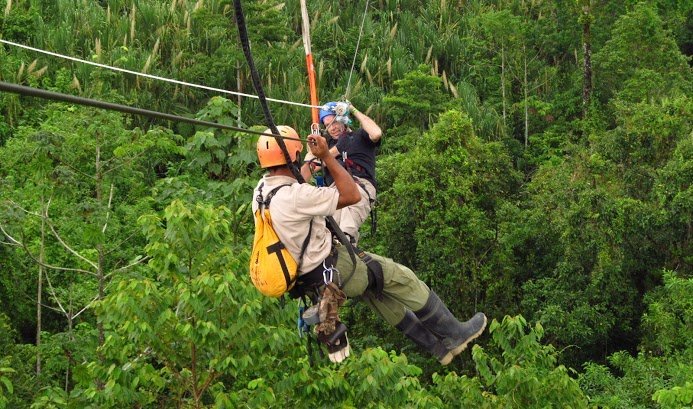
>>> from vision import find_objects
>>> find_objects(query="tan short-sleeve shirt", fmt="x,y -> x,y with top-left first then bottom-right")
252,175 -> 339,274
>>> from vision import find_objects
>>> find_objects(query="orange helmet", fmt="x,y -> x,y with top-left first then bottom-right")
257,125 -> 304,168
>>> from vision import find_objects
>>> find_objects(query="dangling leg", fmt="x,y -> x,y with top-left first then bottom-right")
357,293 -> 451,364
395,310 -> 454,364
414,291 -> 487,358
335,247 -> 486,364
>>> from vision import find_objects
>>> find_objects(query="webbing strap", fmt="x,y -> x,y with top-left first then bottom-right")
354,178 -> 377,236
355,247 -> 384,299
257,183 -> 313,274
256,182 -> 291,208
266,240 -> 292,287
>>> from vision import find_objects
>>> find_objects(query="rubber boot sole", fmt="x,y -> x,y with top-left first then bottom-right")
438,351 -> 454,366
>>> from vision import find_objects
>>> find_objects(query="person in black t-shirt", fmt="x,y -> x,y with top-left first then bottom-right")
302,101 -> 382,244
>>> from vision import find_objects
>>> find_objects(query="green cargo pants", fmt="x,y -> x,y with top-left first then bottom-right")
333,244 -> 431,326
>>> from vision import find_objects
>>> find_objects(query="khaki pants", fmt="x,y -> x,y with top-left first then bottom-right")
332,178 -> 376,245
333,245 -> 430,326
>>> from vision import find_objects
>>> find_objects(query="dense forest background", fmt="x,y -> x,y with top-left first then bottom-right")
0,0 -> 690,407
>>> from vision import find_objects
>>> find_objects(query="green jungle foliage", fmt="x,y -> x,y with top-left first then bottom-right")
0,0 -> 691,407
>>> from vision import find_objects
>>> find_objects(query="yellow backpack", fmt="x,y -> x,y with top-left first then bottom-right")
249,183 -> 312,297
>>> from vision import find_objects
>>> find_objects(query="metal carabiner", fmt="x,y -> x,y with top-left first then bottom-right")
323,264 -> 333,285
322,260 -> 341,287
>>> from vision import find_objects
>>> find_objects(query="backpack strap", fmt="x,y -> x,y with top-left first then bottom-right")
257,182 -> 292,209
297,219 -> 314,272
256,182 -> 313,273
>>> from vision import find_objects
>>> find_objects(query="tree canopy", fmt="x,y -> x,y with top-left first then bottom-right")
0,0 -> 690,407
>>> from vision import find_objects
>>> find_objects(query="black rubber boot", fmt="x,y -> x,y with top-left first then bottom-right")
395,310 -> 454,365
414,291 -> 487,359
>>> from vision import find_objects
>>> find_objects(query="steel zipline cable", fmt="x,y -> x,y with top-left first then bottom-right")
0,81 -> 306,142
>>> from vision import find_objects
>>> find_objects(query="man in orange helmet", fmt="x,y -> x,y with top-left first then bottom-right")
253,126 -> 487,365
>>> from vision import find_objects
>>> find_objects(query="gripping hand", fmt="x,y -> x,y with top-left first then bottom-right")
334,101 -> 350,117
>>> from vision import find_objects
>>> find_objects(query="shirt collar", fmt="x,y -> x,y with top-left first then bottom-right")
263,174 -> 297,186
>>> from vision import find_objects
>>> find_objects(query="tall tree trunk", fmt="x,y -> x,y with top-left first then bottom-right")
523,43 -> 529,147
36,203 -> 45,377
65,301 -> 73,392
236,61 -> 242,125
501,44 -> 507,129
581,1 -> 593,117
95,144 -> 105,348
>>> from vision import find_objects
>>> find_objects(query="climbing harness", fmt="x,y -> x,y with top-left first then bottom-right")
341,149 -> 378,237
291,249 -> 346,364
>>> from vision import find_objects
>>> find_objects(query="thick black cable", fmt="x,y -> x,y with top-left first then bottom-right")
233,0 -> 303,181
233,0 -> 358,281
0,81 -> 306,142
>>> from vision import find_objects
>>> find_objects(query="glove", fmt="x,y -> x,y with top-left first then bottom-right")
334,101 -> 350,116
327,332 -> 350,363
318,320 -> 350,364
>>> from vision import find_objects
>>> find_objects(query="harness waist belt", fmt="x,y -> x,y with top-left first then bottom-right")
295,252 -> 336,289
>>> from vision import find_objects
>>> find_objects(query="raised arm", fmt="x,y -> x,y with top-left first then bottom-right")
308,134 -> 360,209
300,155 -> 314,182
350,105 -> 382,142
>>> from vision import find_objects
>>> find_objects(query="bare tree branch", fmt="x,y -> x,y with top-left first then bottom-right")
105,255 -> 150,279
102,183 -> 114,234
105,232 -> 140,256
103,152 -> 146,176
39,301 -> 64,314
43,267 -> 68,316
44,198 -> 98,270
7,199 -> 43,217
1,222 -> 97,276
0,222 -> 22,246
57,160 -> 97,182
73,294 -> 100,320
11,266 -> 65,315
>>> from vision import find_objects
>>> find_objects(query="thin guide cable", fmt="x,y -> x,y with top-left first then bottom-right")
0,39 -> 321,110
344,0 -> 370,100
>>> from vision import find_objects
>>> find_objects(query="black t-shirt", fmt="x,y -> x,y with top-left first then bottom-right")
324,128 -> 380,189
